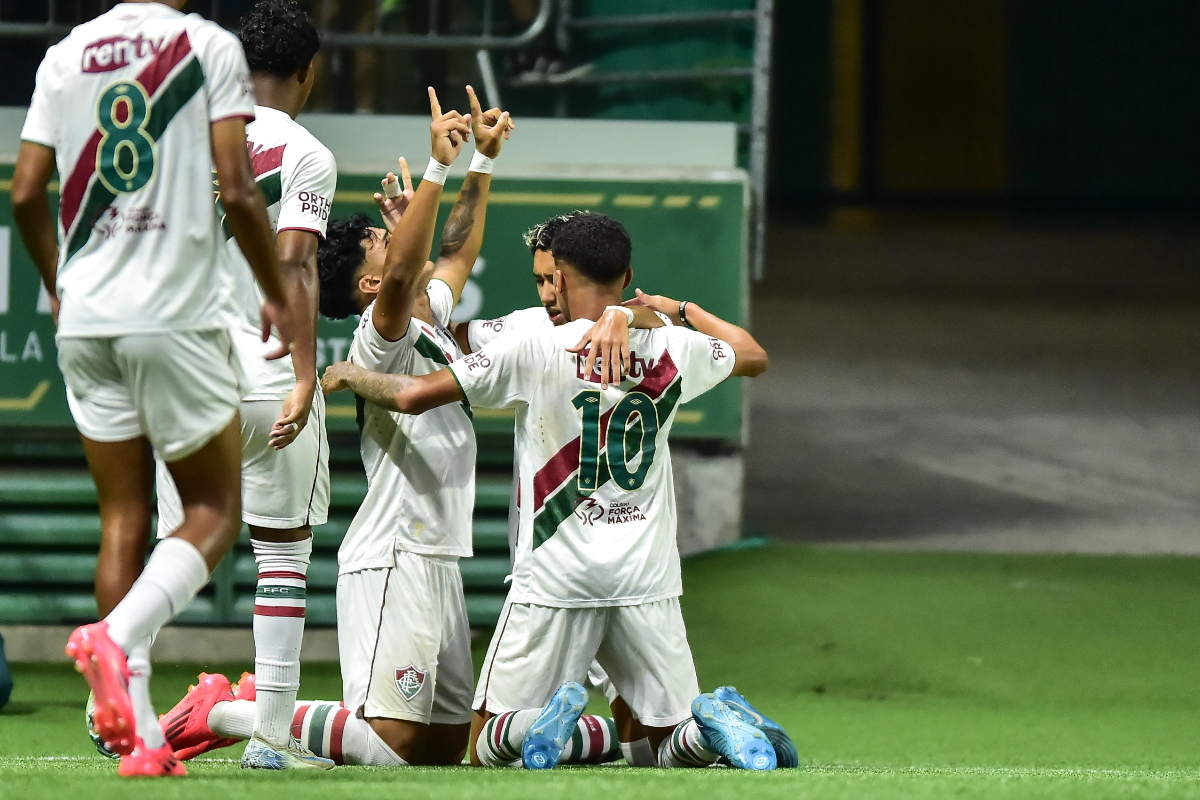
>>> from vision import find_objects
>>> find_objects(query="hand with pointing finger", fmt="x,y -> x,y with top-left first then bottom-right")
428,86 -> 471,167
466,85 -> 513,159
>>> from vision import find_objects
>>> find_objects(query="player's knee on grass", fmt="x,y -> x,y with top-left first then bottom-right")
468,709 -> 492,766
610,696 -> 647,744
424,722 -> 471,765
368,716 -> 427,764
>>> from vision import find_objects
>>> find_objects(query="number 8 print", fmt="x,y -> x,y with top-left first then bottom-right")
96,80 -> 156,194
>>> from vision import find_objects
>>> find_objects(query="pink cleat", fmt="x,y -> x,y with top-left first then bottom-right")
231,671 -> 256,701
65,621 -> 134,756
160,673 -> 236,761
118,738 -> 187,777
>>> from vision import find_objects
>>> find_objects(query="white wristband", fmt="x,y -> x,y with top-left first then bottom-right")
605,305 -> 635,327
423,157 -> 451,186
468,150 -> 495,174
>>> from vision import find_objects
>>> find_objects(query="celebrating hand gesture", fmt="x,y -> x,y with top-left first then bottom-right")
428,86 -> 471,167
374,156 -> 412,234
466,85 -> 514,159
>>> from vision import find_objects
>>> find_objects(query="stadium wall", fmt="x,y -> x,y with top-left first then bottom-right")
0,112 -> 749,643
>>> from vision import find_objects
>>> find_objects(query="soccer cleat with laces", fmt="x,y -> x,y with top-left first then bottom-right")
66,621 -> 135,756
522,681 -> 589,770
160,672 -> 236,760
713,685 -> 799,768
117,737 -> 186,777
240,734 -> 335,770
691,693 -> 776,771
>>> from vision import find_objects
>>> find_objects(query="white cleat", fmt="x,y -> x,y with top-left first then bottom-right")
240,734 -> 335,770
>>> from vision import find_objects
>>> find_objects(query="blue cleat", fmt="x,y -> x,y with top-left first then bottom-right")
714,685 -> 799,768
522,681 -> 589,770
691,693 -> 776,771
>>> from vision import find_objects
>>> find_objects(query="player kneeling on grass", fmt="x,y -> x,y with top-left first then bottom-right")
152,0 -> 336,771
321,212 -> 795,770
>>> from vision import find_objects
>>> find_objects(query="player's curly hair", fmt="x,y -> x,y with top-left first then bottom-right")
318,214 -> 372,320
239,0 -> 320,79
548,212 -> 632,285
522,211 -> 583,254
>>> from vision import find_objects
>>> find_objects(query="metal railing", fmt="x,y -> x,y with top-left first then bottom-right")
1,0 -> 773,279
0,0 -> 553,47
541,2 -> 774,282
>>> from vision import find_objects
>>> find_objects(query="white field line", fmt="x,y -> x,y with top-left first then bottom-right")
808,764 -> 1200,781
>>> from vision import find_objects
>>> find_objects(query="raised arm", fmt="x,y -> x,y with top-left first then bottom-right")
626,288 -> 768,377
432,86 -> 512,304
321,361 -> 462,415
11,142 -> 59,321
370,87 -> 470,341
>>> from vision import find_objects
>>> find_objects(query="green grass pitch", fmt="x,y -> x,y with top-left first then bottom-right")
4,544 -> 1200,798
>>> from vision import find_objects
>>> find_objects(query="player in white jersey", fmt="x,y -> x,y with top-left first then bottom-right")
153,0 -> 334,771
11,0 -> 298,778
459,215 -> 799,769
320,212 -> 784,771
453,211 -> 664,765
160,85 -> 488,768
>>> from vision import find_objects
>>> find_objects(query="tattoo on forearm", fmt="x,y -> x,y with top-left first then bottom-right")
438,174 -> 482,258
347,370 -> 416,411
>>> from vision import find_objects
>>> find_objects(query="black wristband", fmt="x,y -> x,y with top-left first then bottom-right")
679,301 -> 696,330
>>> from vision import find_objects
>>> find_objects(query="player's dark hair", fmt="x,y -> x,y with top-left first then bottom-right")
318,214 -> 372,320
239,0 -> 320,79
549,212 -> 631,285
522,211 -> 583,254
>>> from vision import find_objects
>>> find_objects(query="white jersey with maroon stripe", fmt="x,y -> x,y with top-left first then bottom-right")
449,319 -> 735,608
20,2 -> 254,338
339,280 -> 476,572
228,105 -> 337,400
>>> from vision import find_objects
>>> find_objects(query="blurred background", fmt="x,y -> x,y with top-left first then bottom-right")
0,1 -> 1198,649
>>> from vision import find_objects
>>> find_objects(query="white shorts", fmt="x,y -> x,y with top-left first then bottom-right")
336,550 -> 475,725
475,597 -> 699,728
587,662 -> 620,706
156,393 -> 330,534
57,330 -> 240,462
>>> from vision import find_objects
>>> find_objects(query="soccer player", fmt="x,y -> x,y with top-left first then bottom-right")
11,0 -> 298,777
458,217 -> 798,768
153,0 -> 335,770
319,212 -> 782,770
163,85 -> 483,768
452,212 -> 660,764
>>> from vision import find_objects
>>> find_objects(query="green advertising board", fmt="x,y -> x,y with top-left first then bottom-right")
0,166 -> 747,441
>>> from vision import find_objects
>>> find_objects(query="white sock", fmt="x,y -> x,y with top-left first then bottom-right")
251,537 -> 311,747
209,699 -> 406,767
105,537 -> 208,652
657,719 -> 719,768
125,637 -> 164,749
292,701 -> 405,766
475,709 -> 539,767
621,737 -> 656,767
208,698 -> 256,740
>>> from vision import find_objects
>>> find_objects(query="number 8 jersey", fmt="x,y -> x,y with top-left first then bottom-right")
20,3 -> 254,338
448,319 -> 736,607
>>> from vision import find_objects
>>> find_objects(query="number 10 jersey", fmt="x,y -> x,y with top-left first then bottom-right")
449,319 -> 736,608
